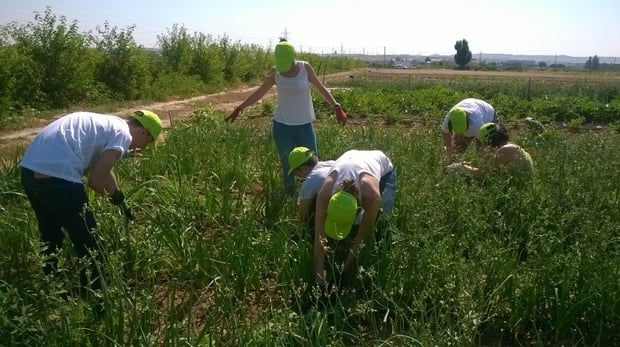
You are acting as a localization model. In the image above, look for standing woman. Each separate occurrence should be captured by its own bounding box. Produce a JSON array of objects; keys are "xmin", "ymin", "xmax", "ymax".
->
[
  {"xmin": 313, "ymin": 150, "xmax": 396, "ymax": 288},
  {"xmin": 225, "ymin": 39, "xmax": 347, "ymax": 196}
]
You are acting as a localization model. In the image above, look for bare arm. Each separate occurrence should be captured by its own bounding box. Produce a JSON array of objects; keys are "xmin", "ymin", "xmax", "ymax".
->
[
  {"xmin": 306, "ymin": 62, "xmax": 340, "ymax": 109},
  {"xmin": 297, "ymin": 198, "xmax": 314, "ymax": 223},
  {"xmin": 313, "ymin": 173, "xmax": 336, "ymax": 285},
  {"xmin": 237, "ymin": 70, "xmax": 276, "ymax": 110},
  {"xmin": 342, "ymin": 175, "xmax": 381, "ymax": 275},
  {"xmin": 87, "ymin": 149, "xmax": 123, "ymax": 196}
]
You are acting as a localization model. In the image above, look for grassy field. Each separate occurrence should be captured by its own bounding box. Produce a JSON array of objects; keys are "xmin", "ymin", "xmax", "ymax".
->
[{"xmin": 1, "ymin": 77, "xmax": 619, "ymax": 345}]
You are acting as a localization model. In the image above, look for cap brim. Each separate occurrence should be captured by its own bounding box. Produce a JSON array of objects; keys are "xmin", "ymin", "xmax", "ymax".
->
[{"xmin": 324, "ymin": 214, "xmax": 354, "ymax": 240}]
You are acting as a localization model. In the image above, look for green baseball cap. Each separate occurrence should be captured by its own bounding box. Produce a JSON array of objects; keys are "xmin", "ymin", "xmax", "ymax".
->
[
  {"xmin": 479, "ymin": 122, "xmax": 498, "ymax": 143},
  {"xmin": 131, "ymin": 110, "xmax": 162, "ymax": 140},
  {"xmin": 288, "ymin": 146, "xmax": 314, "ymax": 174},
  {"xmin": 274, "ymin": 41, "xmax": 295, "ymax": 72},
  {"xmin": 324, "ymin": 190, "xmax": 358, "ymax": 240},
  {"xmin": 449, "ymin": 107, "xmax": 468, "ymax": 134}
]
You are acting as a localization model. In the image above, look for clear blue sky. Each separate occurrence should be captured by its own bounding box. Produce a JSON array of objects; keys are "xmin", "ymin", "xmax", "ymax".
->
[{"xmin": 2, "ymin": 0, "xmax": 619, "ymax": 59}]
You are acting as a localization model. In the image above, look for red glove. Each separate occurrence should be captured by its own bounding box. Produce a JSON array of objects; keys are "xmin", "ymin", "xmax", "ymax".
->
[
  {"xmin": 225, "ymin": 106, "xmax": 242, "ymax": 123},
  {"xmin": 335, "ymin": 105, "xmax": 347, "ymax": 126}
]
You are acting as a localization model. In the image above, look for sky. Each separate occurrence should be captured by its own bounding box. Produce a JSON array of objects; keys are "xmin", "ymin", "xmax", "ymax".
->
[{"xmin": 1, "ymin": 0, "xmax": 619, "ymax": 59}]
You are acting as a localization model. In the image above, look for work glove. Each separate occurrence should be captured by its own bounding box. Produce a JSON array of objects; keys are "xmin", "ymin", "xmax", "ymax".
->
[
  {"xmin": 110, "ymin": 190, "xmax": 135, "ymax": 221},
  {"xmin": 224, "ymin": 106, "xmax": 242, "ymax": 123},
  {"xmin": 335, "ymin": 104, "xmax": 347, "ymax": 126}
]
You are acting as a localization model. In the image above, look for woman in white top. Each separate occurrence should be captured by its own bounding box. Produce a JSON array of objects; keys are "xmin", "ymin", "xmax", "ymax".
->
[
  {"xmin": 312, "ymin": 150, "xmax": 396, "ymax": 288},
  {"xmin": 225, "ymin": 39, "xmax": 346, "ymax": 196}
]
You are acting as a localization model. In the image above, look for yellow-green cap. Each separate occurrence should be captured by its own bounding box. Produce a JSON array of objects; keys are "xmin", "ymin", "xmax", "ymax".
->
[
  {"xmin": 131, "ymin": 110, "xmax": 162, "ymax": 140},
  {"xmin": 324, "ymin": 191, "xmax": 358, "ymax": 240},
  {"xmin": 288, "ymin": 146, "xmax": 314, "ymax": 174},
  {"xmin": 479, "ymin": 122, "xmax": 498, "ymax": 143},
  {"xmin": 274, "ymin": 41, "xmax": 295, "ymax": 72},
  {"xmin": 449, "ymin": 107, "xmax": 468, "ymax": 134}
]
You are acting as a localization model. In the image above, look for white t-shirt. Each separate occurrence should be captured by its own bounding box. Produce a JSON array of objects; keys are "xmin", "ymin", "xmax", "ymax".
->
[
  {"xmin": 274, "ymin": 61, "xmax": 315, "ymax": 125},
  {"xmin": 299, "ymin": 160, "xmax": 335, "ymax": 201},
  {"xmin": 20, "ymin": 112, "xmax": 132, "ymax": 183},
  {"xmin": 329, "ymin": 150, "xmax": 394, "ymax": 194},
  {"xmin": 441, "ymin": 98, "xmax": 497, "ymax": 138}
]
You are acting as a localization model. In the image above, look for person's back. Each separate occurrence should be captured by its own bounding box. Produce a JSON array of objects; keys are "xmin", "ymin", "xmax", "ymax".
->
[
  {"xmin": 330, "ymin": 150, "xmax": 393, "ymax": 191},
  {"xmin": 20, "ymin": 112, "xmax": 131, "ymax": 183},
  {"xmin": 495, "ymin": 143, "xmax": 534, "ymax": 185}
]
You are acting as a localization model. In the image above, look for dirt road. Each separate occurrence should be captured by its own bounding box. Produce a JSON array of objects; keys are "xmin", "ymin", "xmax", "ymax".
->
[{"xmin": 0, "ymin": 71, "xmax": 361, "ymax": 149}]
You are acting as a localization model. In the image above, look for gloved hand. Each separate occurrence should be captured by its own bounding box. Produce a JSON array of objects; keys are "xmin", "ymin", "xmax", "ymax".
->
[
  {"xmin": 224, "ymin": 106, "xmax": 242, "ymax": 123},
  {"xmin": 120, "ymin": 201, "xmax": 135, "ymax": 221},
  {"xmin": 445, "ymin": 162, "xmax": 464, "ymax": 175},
  {"xmin": 109, "ymin": 190, "xmax": 125, "ymax": 205},
  {"xmin": 110, "ymin": 190, "xmax": 134, "ymax": 221},
  {"xmin": 335, "ymin": 104, "xmax": 347, "ymax": 126}
]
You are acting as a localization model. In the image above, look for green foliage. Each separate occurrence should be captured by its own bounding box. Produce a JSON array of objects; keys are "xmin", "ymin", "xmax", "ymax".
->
[
  {"xmin": 0, "ymin": 8, "xmax": 362, "ymax": 129},
  {"xmin": 94, "ymin": 22, "xmax": 152, "ymax": 100},
  {"xmin": 454, "ymin": 38, "xmax": 472, "ymax": 68},
  {"xmin": 2, "ymin": 113, "xmax": 619, "ymax": 345},
  {"xmin": 6, "ymin": 7, "xmax": 97, "ymax": 109},
  {"xmin": 334, "ymin": 77, "xmax": 620, "ymax": 124},
  {"xmin": 584, "ymin": 55, "xmax": 600, "ymax": 70}
]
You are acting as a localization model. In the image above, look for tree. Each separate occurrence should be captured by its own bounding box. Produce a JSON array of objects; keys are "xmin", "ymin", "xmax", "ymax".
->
[
  {"xmin": 585, "ymin": 55, "xmax": 600, "ymax": 70},
  {"xmin": 7, "ymin": 7, "xmax": 97, "ymax": 108},
  {"xmin": 454, "ymin": 39, "xmax": 472, "ymax": 69},
  {"xmin": 538, "ymin": 61, "xmax": 547, "ymax": 68},
  {"xmin": 94, "ymin": 22, "xmax": 152, "ymax": 100}
]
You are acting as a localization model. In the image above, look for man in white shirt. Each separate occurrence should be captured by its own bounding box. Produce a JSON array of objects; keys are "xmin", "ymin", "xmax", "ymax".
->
[
  {"xmin": 19, "ymin": 110, "xmax": 161, "ymax": 309},
  {"xmin": 440, "ymin": 98, "xmax": 499, "ymax": 155}
]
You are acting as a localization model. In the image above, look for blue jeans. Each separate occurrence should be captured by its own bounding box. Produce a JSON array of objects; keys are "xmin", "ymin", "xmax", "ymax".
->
[
  {"xmin": 272, "ymin": 121, "xmax": 317, "ymax": 196},
  {"xmin": 20, "ymin": 168, "xmax": 107, "ymax": 293},
  {"xmin": 379, "ymin": 169, "xmax": 397, "ymax": 216}
]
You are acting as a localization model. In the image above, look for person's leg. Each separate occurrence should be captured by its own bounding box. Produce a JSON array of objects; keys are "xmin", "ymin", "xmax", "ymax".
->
[
  {"xmin": 58, "ymin": 183, "xmax": 106, "ymax": 292},
  {"xmin": 376, "ymin": 170, "xmax": 397, "ymax": 246},
  {"xmin": 379, "ymin": 170, "xmax": 397, "ymax": 216},
  {"xmin": 295, "ymin": 122, "xmax": 318, "ymax": 157},
  {"xmin": 272, "ymin": 121, "xmax": 299, "ymax": 196},
  {"xmin": 21, "ymin": 168, "xmax": 65, "ymax": 276}
]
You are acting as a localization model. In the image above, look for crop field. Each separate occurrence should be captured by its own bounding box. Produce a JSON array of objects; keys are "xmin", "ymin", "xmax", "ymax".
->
[{"xmin": 1, "ymin": 72, "xmax": 619, "ymax": 346}]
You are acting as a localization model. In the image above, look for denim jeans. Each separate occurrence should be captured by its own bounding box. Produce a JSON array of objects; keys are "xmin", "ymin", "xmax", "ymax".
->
[
  {"xmin": 20, "ymin": 168, "xmax": 107, "ymax": 292},
  {"xmin": 379, "ymin": 169, "xmax": 397, "ymax": 216},
  {"xmin": 272, "ymin": 120, "xmax": 317, "ymax": 196}
]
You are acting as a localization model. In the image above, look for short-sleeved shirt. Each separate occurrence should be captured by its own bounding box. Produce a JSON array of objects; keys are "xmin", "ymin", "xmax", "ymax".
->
[
  {"xmin": 329, "ymin": 150, "xmax": 394, "ymax": 194},
  {"xmin": 299, "ymin": 160, "xmax": 335, "ymax": 201},
  {"xmin": 20, "ymin": 112, "xmax": 132, "ymax": 183},
  {"xmin": 441, "ymin": 98, "xmax": 498, "ymax": 138}
]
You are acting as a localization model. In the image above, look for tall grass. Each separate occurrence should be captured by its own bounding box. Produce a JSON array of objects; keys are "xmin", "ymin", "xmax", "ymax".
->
[{"xmin": 0, "ymin": 108, "xmax": 619, "ymax": 345}]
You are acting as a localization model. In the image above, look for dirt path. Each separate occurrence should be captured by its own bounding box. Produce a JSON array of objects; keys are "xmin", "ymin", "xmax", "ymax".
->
[{"xmin": 0, "ymin": 71, "xmax": 359, "ymax": 149}]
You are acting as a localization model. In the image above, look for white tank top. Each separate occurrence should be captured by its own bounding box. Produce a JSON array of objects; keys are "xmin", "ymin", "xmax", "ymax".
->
[{"xmin": 274, "ymin": 61, "xmax": 315, "ymax": 125}]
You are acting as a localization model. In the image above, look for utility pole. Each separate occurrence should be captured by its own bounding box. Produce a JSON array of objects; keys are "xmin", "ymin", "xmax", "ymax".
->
[
  {"xmin": 383, "ymin": 46, "xmax": 386, "ymax": 67},
  {"xmin": 281, "ymin": 28, "xmax": 289, "ymax": 40}
]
